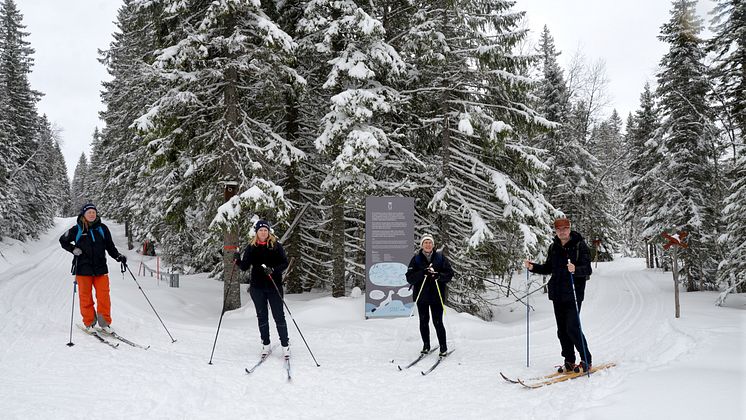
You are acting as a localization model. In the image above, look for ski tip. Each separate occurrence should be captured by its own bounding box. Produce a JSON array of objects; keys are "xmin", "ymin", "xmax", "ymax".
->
[{"xmin": 517, "ymin": 378, "xmax": 540, "ymax": 389}]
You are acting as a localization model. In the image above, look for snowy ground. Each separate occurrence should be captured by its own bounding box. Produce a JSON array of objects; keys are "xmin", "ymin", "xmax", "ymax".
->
[{"xmin": 0, "ymin": 217, "xmax": 744, "ymax": 420}]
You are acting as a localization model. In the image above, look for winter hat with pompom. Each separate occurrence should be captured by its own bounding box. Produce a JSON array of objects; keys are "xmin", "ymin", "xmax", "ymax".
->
[{"xmin": 254, "ymin": 219, "xmax": 271, "ymax": 232}]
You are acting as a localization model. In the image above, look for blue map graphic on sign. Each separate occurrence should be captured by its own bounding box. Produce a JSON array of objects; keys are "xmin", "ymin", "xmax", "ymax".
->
[
  {"xmin": 368, "ymin": 262, "xmax": 408, "ymax": 287},
  {"xmin": 365, "ymin": 299, "xmax": 413, "ymax": 317}
]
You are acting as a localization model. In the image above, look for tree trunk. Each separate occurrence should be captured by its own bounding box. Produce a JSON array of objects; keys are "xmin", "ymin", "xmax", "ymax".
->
[
  {"xmin": 221, "ymin": 64, "xmax": 241, "ymax": 311},
  {"xmin": 284, "ymin": 93, "xmax": 303, "ymax": 294},
  {"xmin": 438, "ymin": 82, "xmax": 452, "ymax": 255},
  {"xmin": 672, "ymin": 249, "xmax": 680, "ymax": 318},
  {"xmin": 125, "ymin": 217, "xmax": 133, "ymax": 250},
  {"xmin": 331, "ymin": 191, "xmax": 346, "ymax": 297}
]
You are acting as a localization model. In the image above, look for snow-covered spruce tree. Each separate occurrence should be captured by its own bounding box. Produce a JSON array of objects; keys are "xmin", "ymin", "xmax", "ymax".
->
[
  {"xmin": 709, "ymin": 1, "xmax": 746, "ymax": 293},
  {"xmin": 69, "ymin": 153, "xmax": 90, "ymax": 213},
  {"xmin": 535, "ymin": 25, "xmax": 569, "ymax": 144},
  {"xmin": 385, "ymin": 0, "xmax": 554, "ymax": 317},
  {"xmin": 587, "ymin": 110, "xmax": 626, "ymax": 257},
  {"xmin": 85, "ymin": 128, "xmax": 104, "ymax": 206},
  {"xmin": 133, "ymin": 0, "xmax": 303, "ymax": 285},
  {"xmin": 708, "ymin": 0, "xmax": 744, "ymax": 153},
  {"xmin": 298, "ymin": 0, "xmax": 406, "ymax": 297},
  {"xmin": 255, "ymin": 0, "xmax": 310, "ymax": 294},
  {"xmin": 95, "ymin": 0, "xmax": 174, "ymax": 255},
  {"xmin": 37, "ymin": 115, "xmax": 70, "ymax": 217},
  {"xmin": 718, "ymin": 150, "xmax": 746, "ymax": 293},
  {"xmin": 531, "ymin": 26, "xmax": 615, "ymax": 261},
  {"xmin": 549, "ymin": 55, "xmax": 616, "ymax": 258},
  {"xmin": 0, "ymin": 0, "xmax": 45, "ymax": 239},
  {"xmin": 645, "ymin": 0, "xmax": 722, "ymax": 291},
  {"xmin": 623, "ymin": 83, "xmax": 662, "ymax": 263}
]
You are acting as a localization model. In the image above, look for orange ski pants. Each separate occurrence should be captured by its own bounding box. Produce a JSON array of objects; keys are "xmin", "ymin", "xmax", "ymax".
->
[{"xmin": 76, "ymin": 274, "xmax": 112, "ymax": 327}]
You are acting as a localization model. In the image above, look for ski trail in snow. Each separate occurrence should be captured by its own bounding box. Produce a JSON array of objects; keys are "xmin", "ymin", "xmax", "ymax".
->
[{"xmin": 0, "ymin": 218, "xmax": 739, "ymax": 420}]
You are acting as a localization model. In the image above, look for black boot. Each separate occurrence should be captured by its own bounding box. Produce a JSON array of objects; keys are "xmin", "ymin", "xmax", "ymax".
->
[
  {"xmin": 421, "ymin": 344, "xmax": 430, "ymax": 355},
  {"xmin": 438, "ymin": 344, "xmax": 448, "ymax": 357},
  {"xmin": 558, "ymin": 360, "xmax": 575, "ymax": 373},
  {"xmin": 574, "ymin": 361, "xmax": 591, "ymax": 373}
]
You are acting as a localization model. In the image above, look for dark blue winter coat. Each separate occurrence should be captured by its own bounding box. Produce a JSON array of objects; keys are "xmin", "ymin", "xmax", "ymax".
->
[
  {"xmin": 530, "ymin": 231, "xmax": 592, "ymax": 303},
  {"xmin": 406, "ymin": 250, "xmax": 454, "ymax": 304},
  {"xmin": 237, "ymin": 240, "xmax": 289, "ymax": 289},
  {"xmin": 59, "ymin": 216, "xmax": 123, "ymax": 276}
]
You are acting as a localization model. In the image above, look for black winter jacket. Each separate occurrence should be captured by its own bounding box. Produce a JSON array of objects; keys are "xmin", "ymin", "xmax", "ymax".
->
[
  {"xmin": 59, "ymin": 217, "xmax": 123, "ymax": 276},
  {"xmin": 406, "ymin": 250, "xmax": 454, "ymax": 304},
  {"xmin": 237, "ymin": 241, "xmax": 289, "ymax": 289},
  {"xmin": 530, "ymin": 231, "xmax": 592, "ymax": 303}
]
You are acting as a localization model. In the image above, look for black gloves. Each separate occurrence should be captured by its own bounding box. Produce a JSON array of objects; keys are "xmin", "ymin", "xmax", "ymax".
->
[
  {"xmin": 116, "ymin": 255, "xmax": 127, "ymax": 264},
  {"xmin": 262, "ymin": 264, "xmax": 273, "ymax": 277},
  {"xmin": 425, "ymin": 265, "xmax": 438, "ymax": 279},
  {"xmin": 233, "ymin": 252, "xmax": 241, "ymax": 263}
]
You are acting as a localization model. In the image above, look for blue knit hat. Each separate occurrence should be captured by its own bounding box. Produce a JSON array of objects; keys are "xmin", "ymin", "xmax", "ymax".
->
[
  {"xmin": 254, "ymin": 219, "xmax": 271, "ymax": 231},
  {"xmin": 80, "ymin": 203, "xmax": 97, "ymax": 215}
]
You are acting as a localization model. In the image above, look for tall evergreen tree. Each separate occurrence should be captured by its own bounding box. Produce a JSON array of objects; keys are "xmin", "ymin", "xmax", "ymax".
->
[
  {"xmin": 37, "ymin": 115, "xmax": 70, "ymax": 217},
  {"xmin": 718, "ymin": 150, "xmax": 746, "ymax": 293},
  {"xmin": 95, "ymin": 0, "xmax": 172, "ymax": 254},
  {"xmin": 70, "ymin": 153, "xmax": 89, "ymax": 213},
  {"xmin": 645, "ymin": 0, "xmax": 722, "ymax": 291},
  {"xmin": 298, "ymin": 0, "xmax": 406, "ymax": 297},
  {"xmin": 708, "ymin": 0, "xmax": 745, "ymax": 150},
  {"xmin": 130, "ymin": 0, "xmax": 303, "ymax": 310},
  {"xmin": 587, "ymin": 110, "xmax": 625, "ymax": 257},
  {"xmin": 0, "ymin": 0, "xmax": 43, "ymax": 239},
  {"xmin": 386, "ymin": 0, "xmax": 554, "ymax": 317},
  {"xmin": 536, "ymin": 25, "xmax": 569, "ymax": 136},
  {"xmin": 709, "ymin": 0, "xmax": 746, "ymax": 293},
  {"xmin": 533, "ymin": 26, "xmax": 614, "ymax": 261},
  {"xmin": 623, "ymin": 83, "xmax": 662, "ymax": 263}
]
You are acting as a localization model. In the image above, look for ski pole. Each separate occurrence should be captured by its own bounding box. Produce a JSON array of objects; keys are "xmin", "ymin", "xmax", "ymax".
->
[
  {"xmin": 208, "ymin": 261, "xmax": 237, "ymax": 364},
  {"xmin": 526, "ymin": 263, "xmax": 530, "ymax": 367},
  {"xmin": 122, "ymin": 262, "xmax": 177, "ymax": 343},
  {"xmin": 66, "ymin": 258, "xmax": 78, "ymax": 347},
  {"xmin": 434, "ymin": 274, "xmax": 454, "ymax": 353},
  {"xmin": 263, "ymin": 264, "xmax": 320, "ymax": 367},
  {"xmin": 569, "ymin": 259, "xmax": 590, "ymax": 377},
  {"xmin": 389, "ymin": 270, "xmax": 428, "ymax": 363}
]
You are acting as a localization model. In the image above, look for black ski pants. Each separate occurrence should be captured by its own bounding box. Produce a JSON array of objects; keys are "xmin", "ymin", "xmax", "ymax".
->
[
  {"xmin": 250, "ymin": 286, "xmax": 289, "ymax": 347},
  {"xmin": 553, "ymin": 300, "xmax": 592, "ymax": 365},
  {"xmin": 417, "ymin": 301, "xmax": 447, "ymax": 352}
]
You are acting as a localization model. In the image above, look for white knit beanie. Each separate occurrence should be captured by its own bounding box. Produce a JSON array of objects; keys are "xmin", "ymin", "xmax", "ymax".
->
[{"xmin": 420, "ymin": 234, "xmax": 435, "ymax": 247}]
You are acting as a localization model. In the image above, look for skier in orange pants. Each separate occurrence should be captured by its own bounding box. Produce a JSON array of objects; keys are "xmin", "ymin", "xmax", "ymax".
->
[{"xmin": 60, "ymin": 203, "xmax": 126, "ymax": 334}]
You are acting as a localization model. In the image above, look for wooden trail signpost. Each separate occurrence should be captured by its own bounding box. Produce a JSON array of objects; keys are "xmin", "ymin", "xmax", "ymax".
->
[{"xmin": 661, "ymin": 231, "xmax": 688, "ymax": 318}]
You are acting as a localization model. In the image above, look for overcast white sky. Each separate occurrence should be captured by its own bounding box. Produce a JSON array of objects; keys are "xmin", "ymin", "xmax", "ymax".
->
[{"xmin": 19, "ymin": 0, "xmax": 716, "ymax": 179}]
